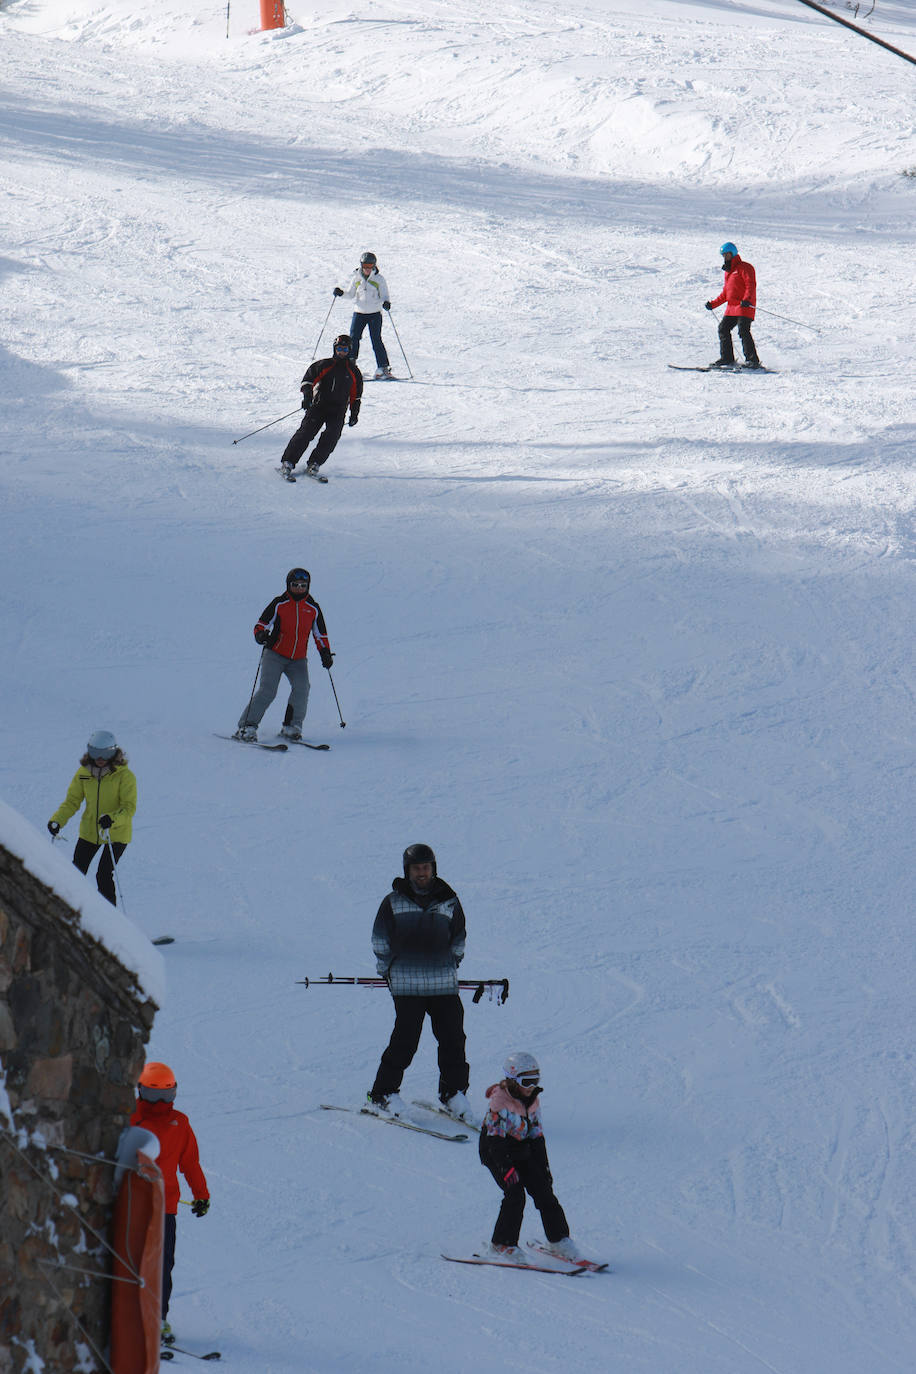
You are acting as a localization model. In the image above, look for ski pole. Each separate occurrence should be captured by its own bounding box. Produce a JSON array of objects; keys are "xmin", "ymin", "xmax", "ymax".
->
[
  {"xmin": 386, "ymin": 310, "xmax": 413, "ymax": 379},
  {"xmin": 240, "ymin": 648, "xmax": 265, "ymax": 730},
  {"xmin": 232, "ymin": 408, "xmax": 302, "ymax": 445},
  {"xmin": 753, "ymin": 305, "xmax": 821, "ymax": 334},
  {"xmin": 296, "ymin": 974, "xmax": 510, "ymax": 1003},
  {"xmin": 225, "ymin": 0, "xmax": 230, "ymax": 38},
  {"xmin": 101, "ymin": 830, "xmax": 127, "ymax": 912},
  {"xmin": 327, "ymin": 668, "xmax": 346, "ymax": 728},
  {"xmin": 311, "ymin": 297, "xmax": 337, "ymax": 363}
]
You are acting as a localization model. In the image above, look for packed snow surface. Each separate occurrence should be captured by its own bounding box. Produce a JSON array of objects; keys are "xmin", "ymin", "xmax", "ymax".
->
[{"xmin": 1, "ymin": 0, "xmax": 915, "ymax": 1369}]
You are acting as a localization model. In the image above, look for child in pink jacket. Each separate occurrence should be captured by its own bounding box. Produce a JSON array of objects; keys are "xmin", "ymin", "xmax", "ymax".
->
[{"xmin": 478, "ymin": 1050, "xmax": 580, "ymax": 1261}]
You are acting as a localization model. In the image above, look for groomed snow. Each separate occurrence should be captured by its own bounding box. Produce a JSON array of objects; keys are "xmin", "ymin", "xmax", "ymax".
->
[{"xmin": 1, "ymin": 0, "xmax": 915, "ymax": 1369}]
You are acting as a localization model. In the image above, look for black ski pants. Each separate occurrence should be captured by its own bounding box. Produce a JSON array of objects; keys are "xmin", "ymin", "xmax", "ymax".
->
[
  {"xmin": 487, "ymin": 1157, "xmax": 569, "ymax": 1249},
  {"xmin": 72, "ymin": 838, "xmax": 127, "ymax": 906},
  {"xmin": 162, "ymin": 1212, "xmax": 177, "ymax": 1318},
  {"xmin": 718, "ymin": 314, "xmax": 759, "ymax": 365},
  {"xmin": 371, "ymin": 994, "xmax": 468, "ymax": 1100},
  {"xmin": 280, "ymin": 405, "xmax": 346, "ymax": 470}
]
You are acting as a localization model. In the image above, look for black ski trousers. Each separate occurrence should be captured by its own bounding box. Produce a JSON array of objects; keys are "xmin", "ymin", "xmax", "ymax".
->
[
  {"xmin": 718, "ymin": 315, "xmax": 759, "ymax": 365},
  {"xmin": 162, "ymin": 1212, "xmax": 177, "ymax": 1318},
  {"xmin": 280, "ymin": 405, "xmax": 346, "ymax": 470},
  {"xmin": 72, "ymin": 838, "xmax": 127, "ymax": 906},
  {"xmin": 486, "ymin": 1157, "xmax": 569, "ymax": 1248},
  {"xmin": 371, "ymin": 994, "xmax": 468, "ymax": 1100}
]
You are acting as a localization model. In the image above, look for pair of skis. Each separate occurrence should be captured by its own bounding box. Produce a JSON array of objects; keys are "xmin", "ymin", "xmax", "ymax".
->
[
  {"xmin": 442, "ymin": 1242, "xmax": 608, "ymax": 1275},
  {"xmin": 161, "ymin": 1342, "xmax": 220, "ymax": 1361},
  {"xmin": 213, "ymin": 733, "xmax": 330, "ymax": 752},
  {"xmin": 320, "ymin": 1102, "xmax": 469, "ymax": 1142},
  {"xmin": 668, "ymin": 362, "xmax": 777, "ymax": 373}
]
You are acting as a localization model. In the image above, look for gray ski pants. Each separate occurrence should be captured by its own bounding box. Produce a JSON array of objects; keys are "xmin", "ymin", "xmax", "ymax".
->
[{"xmin": 239, "ymin": 649, "xmax": 310, "ymax": 731}]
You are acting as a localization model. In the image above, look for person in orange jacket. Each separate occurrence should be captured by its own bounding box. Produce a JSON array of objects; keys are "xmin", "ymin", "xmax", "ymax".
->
[
  {"xmin": 705, "ymin": 242, "xmax": 761, "ymax": 369},
  {"xmin": 130, "ymin": 1062, "xmax": 209, "ymax": 1346}
]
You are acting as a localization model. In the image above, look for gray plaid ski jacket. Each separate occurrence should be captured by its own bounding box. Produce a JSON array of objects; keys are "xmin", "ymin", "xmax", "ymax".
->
[{"xmin": 372, "ymin": 877, "xmax": 466, "ymax": 996}]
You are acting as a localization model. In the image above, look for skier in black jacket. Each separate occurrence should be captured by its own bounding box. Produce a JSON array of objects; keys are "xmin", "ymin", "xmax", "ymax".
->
[
  {"xmin": 279, "ymin": 334, "xmax": 363, "ymax": 481},
  {"xmin": 367, "ymin": 843, "xmax": 473, "ymax": 1122}
]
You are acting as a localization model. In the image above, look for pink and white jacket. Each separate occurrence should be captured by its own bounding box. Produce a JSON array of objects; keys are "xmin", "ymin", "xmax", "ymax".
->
[{"xmin": 481, "ymin": 1081, "xmax": 544, "ymax": 1143}]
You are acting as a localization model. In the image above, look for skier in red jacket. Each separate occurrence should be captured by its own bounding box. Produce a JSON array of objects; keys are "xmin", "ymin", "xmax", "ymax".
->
[
  {"xmin": 130, "ymin": 1062, "xmax": 209, "ymax": 1347},
  {"xmin": 705, "ymin": 242, "xmax": 761, "ymax": 369},
  {"xmin": 234, "ymin": 567, "xmax": 333, "ymax": 743}
]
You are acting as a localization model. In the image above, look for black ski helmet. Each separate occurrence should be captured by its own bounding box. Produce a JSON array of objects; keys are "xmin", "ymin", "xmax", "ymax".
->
[
  {"xmin": 403, "ymin": 843, "xmax": 437, "ymax": 877},
  {"xmin": 286, "ymin": 568, "xmax": 310, "ymax": 592},
  {"xmin": 333, "ymin": 334, "xmax": 352, "ymax": 354},
  {"xmin": 360, "ymin": 251, "xmax": 377, "ymax": 267}
]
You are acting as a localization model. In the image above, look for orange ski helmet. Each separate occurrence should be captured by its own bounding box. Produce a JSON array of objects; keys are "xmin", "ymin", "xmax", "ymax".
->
[{"xmin": 138, "ymin": 1061, "xmax": 177, "ymax": 1102}]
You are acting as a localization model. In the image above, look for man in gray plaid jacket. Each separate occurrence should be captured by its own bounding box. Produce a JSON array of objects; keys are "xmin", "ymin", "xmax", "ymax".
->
[{"xmin": 367, "ymin": 844, "xmax": 473, "ymax": 1122}]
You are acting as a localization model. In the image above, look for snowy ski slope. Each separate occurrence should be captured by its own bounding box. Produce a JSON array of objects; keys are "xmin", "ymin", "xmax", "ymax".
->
[{"xmin": 1, "ymin": 0, "xmax": 916, "ymax": 1369}]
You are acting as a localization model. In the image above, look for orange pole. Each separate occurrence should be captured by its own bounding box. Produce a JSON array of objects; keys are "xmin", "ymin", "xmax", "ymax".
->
[{"xmin": 259, "ymin": 0, "xmax": 285, "ymax": 29}]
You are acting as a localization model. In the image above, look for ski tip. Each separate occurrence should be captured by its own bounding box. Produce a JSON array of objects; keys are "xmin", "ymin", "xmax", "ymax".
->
[{"xmin": 151, "ymin": 936, "xmax": 175, "ymax": 946}]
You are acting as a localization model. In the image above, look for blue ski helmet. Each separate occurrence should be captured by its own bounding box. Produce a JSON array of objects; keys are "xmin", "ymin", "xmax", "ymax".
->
[{"xmin": 719, "ymin": 242, "xmax": 738, "ymax": 257}]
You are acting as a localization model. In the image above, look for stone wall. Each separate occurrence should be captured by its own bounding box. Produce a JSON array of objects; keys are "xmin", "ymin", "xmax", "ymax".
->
[{"xmin": 0, "ymin": 842, "xmax": 158, "ymax": 1374}]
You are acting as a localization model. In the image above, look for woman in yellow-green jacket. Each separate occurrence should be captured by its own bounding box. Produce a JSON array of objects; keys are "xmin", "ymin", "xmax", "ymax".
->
[{"xmin": 48, "ymin": 730, "xmax": 137, "ymax": 906}]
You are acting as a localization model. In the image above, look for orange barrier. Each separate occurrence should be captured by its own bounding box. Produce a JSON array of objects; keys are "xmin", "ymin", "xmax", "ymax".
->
[
  {"xmin": 110, "ymin": 1150, "xmax": 164, "ymax": 1374},
  {"xmin": 260, "ymin": 0, "xmax": 286, "ymax": 30}
]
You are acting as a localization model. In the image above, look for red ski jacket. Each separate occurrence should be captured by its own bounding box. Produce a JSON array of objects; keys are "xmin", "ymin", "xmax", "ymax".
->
[
  {"xmin": 253, "ymin": 592, "xmax": 330, "ymax": 661},
  {"xmin": 130, "ymin": 1099, "xmax": 209, "ymax": 1214},
  {"xmin": 709, "ymin": 255, "xmax": 756, "ymax": 318}
]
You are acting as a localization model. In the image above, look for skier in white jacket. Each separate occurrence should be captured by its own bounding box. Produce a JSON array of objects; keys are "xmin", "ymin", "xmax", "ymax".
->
[{"xmin": 333, "ymin": 251, "xmax": 393, "ymax": 378}]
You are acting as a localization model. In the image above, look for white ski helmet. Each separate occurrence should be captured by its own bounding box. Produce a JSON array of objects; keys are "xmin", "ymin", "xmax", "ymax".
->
[
  {"xmin": 503, "ymin": 1051, "xmax": 540, "ymax": 1085},
  {"xmin": 87, "ymin": 729, "xmax": 118, "ymax": 761}
]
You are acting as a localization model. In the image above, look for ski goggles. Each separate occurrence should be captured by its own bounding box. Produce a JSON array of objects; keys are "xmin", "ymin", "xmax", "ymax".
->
[{"xmin": 517, "ymin": 1074, "xmax": 540, "ymax": 1089}]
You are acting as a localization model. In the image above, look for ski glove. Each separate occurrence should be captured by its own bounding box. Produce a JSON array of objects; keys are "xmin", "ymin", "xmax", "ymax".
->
[
  {"xmin": 319, "ymin": 647, "xmax": 334, "ymax": 670},
  {"xmin": 191, "ymin": 1199, "xmax": 210, "ymax": 1218},
  {"xmin": 502, "ymin": 1167, "xmax": 520, "ymax": 1190},
  {"xmin": 254, "ymin": 627, "xmax": 270, "ymax": 645},
  {"xmin": 740, "ymin": 299, "xmax": 752, "ymax": 308},
  {"xmin": 333, "ymin": 287, "xmax": 344, "ymax": 297},
  {"xmin": 705, "ymin": 301, "xmax": 715, "ymax": 311},
  {"xmin": 348, "ymin": 412, "xmax": 358, "ymax": 427},
  {"xmin": 47, "ymin": 821, "xmax": 60, "ymax": 836},
  {"xmin": 98, "ymin": 814, "xmax": 113, "ymax": 831},
  {"xmin": 301, "ymin": 385, "xmax": 313, "ymax": 409},
  {"xmin": 382, "ymin": 300, "xmax": 391, "ymax": 311}
]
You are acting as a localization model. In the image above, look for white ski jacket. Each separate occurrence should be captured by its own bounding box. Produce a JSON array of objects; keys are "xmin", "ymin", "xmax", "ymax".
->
[{"xmin": 341, "ymin": 269, "xmax": 390, "ymax": 315}]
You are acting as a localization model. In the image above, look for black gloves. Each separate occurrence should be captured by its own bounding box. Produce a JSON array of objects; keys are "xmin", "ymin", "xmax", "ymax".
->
[
  {"xmin": 254, "ymin": 628, "xmax": 269, "ymax": 646},
  {"xmin": 319, "ymin": 647, "xmax": 334, "ymax": 670},
  {"xmin": 502, "ymin": 1166, "xmax": 520, "ymax": 1190},
  {"xmin": 705, "ymin": 301, "xmax": 715, "ymax": 311},
  {"xmin": 382, "ymin": 300, "xmax": 391, "ymax": 311},
  {"xmin": 48, "ymin": 821, "xmax": 60, "ymax": 836},
  {"xmin": 333, "ymin": 287, "xmax": 344, "ymax": 297},
  {"xmin": 98, "ymin": 814, "xmax": 112, "ymax": 830},
  {"xmin": 301, "ymin": 385, "xmax": 313, "ymax": 409},
  {"xmin": 191, "ymin": 1199, "xmax": 210, "ymax": 1217},
  {"xmin": 348, "ymin": 412, "xmax": 358, "ymax": 427},
  {"xmin": 740, "ymin": 299, "xmax": 752, "ymax": 308}
]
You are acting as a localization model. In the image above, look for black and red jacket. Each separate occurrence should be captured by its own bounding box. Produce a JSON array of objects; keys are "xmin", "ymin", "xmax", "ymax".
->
[
  {"xmin": 301, "ymin": 355, "xmax": 363, "ymax": 415},
  {"xmin": 254, "ymin": 592, "xmax": 330, "ymax": 661}
]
